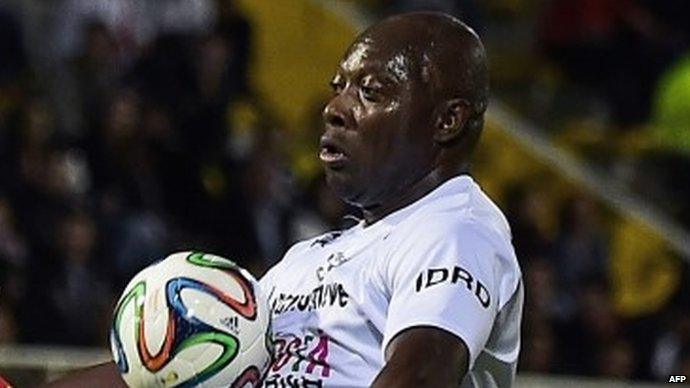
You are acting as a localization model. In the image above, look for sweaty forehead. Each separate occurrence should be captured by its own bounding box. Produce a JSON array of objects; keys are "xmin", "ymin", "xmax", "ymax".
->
[
  {"xmin": 339, "ymin": 31, "xmax": 422, "ymax": 83},
  {"xmin": 341, "ymin": 13, "xmax": 488, "ymax": 105}
]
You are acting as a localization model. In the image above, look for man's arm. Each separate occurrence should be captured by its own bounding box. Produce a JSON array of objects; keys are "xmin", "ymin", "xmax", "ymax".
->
[
  {"xmin": 371, "ymin": 326, "xmax": 469, "ymax": 388},
  {"xmin": 40, "ymin": 361, "xmax": 126, "ymax": 388}
]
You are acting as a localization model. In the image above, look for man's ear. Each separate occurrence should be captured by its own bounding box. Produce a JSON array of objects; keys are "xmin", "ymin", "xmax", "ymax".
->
[{"xmin": 433, "ymin": 98, "xmax": 470, "ymax": 144}]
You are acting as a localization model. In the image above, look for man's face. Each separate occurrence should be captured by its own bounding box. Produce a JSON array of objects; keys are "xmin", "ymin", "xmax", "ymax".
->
[{"xmin": 320, "ymin": 34, "xmax": 436, "ymax": 208}]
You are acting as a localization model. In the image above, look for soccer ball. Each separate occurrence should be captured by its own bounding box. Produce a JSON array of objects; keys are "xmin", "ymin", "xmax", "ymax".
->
[{"xmin": 110, "ymin": 251, "xmax": 272, "ymax": 387}]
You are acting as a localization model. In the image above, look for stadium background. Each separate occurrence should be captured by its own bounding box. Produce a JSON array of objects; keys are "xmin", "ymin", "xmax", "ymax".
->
[{"xmin": 1, "ymin": 0, "xmax": 689, "ymax": 386}]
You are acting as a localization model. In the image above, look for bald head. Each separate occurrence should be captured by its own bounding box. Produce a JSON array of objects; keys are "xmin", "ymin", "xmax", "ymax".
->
[
  {"xmin": 321, "ymin": 12, "xmax": 489, "ymax": 216},
  {"xmin": 355, "ymin": 12, "xmax": 489, "ymax": 140}
]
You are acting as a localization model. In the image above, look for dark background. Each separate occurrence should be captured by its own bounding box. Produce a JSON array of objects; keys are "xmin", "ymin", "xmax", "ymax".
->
[{"xmin": 1, "ymin": 0, "xmax": 690, "ymax": 383}]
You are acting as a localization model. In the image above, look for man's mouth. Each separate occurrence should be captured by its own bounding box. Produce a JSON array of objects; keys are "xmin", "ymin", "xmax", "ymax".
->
[{"xmin": 319, "ymin": 138, "xmax": 349, "ymax": 167}]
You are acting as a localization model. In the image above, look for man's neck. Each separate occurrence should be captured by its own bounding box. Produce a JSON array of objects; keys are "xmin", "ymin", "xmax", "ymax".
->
[{"xmin": 361, "ymin": 168, "xmax": 466, "ymax": 226}]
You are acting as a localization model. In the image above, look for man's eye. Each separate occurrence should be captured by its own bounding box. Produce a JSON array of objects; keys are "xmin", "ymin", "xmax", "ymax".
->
[{"xmin": 361, "ymin": 86, "xmax": 380, "ymax": 102}]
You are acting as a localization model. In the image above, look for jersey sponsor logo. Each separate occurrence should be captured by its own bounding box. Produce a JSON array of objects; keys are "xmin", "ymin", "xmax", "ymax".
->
[
  {"xmin": 315, "ymin": 252, "xmax": 351, "ymax": 281},
  {"xmin": 415, "ymin": 266, "xmax": 491, "ymax": 308},
  {"xmin": 264, "ymin": 374, "xmax": 323, "ymax": 387},
  {"xmin": 270, "ymin": 283, "xmax": 350, "ymax": 315},
  {"xmin": 311, "ymin": 232, "xmax": 343, "ymax": 248},
  {"xmin": 265, "ymin": 331, "xmax": 331, "ymax": 387}
]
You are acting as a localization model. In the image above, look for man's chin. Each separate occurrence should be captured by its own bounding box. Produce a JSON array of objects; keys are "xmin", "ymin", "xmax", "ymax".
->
[{"xmin": 324, "ymin": 172, "xmax": 363, "ymax": 206}]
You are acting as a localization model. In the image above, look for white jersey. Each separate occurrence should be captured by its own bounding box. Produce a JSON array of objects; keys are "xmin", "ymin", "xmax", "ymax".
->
[{"xmin": 259, "ymin": 175, "xmax": 523, "ymax": 388}]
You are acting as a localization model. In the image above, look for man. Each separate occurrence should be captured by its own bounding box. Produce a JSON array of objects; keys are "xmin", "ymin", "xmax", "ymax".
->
[
  {"xmin": 44, "ymin": 11, "xmax": 522, "ymax": 388},
  {"xmin": 261, "ymin": 12, "xmax": 521, "ymax": 388}
]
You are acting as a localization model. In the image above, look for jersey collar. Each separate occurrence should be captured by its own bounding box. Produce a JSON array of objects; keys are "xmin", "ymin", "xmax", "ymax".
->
[{"xmin": 358, "ymin": 174, "xmax": 475, "ymax": 232}]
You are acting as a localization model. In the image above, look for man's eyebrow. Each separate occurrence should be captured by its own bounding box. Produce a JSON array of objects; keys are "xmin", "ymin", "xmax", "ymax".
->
[{"xmin": 336, "ymin": 63, "xmax": 402, "ymax": 85}]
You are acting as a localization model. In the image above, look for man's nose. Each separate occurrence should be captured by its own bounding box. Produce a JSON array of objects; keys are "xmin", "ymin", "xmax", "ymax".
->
[{"xmin": 323, "ymin": 96, "xmax": 350, "ymax": 130}]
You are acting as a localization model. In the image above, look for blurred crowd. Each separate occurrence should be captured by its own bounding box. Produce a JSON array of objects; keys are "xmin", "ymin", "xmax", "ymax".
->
[
  {"xmin": 505, "ymin": 0, "xmax": 690, "ymax": 226},
  {"xmin": 468, "ymin": 0, "xmax": 690, "ymax": 381},
  {"xmin": 0, "ymin": 0, "xmax": 349, "ymax": 347},
  {"xmin": 507, "ymin": 184, "xmax": 690, "ymax": 381},
  {"xmin": 1, "ymin": 0, "xmax": 690, "ymax": 384}
]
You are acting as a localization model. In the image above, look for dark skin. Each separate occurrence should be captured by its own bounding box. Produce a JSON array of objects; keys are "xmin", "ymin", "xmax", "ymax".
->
[
  {"xmin": 322, "ymin": 12, "xmax": 488, "ymax": 388},
  {"xmin": 321, "ymin": 13, "xmax": 488, "ymax": 226},
  {"xmin": 41, "ymin": 12, "xmax": 488, "ymax": 388}
]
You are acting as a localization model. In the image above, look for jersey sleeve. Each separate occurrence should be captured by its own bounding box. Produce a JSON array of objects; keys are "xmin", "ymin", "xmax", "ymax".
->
[{"xmin": 382, "ymin": 220, "xmax": 501, "ymax": 368}]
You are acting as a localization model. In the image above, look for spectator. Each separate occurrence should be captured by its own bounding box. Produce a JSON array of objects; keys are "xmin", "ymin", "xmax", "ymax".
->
[
  {"xmin": 0, "ymin": 195, "xmax": 28, "ymax": 308},
  {"xmin": 504, "ymin": 184, "xmax": 553, "ymax": 263},
  {"xmin": 69, "ymin": 21, "xmax": 121, "ymax": 137},
  {"xmin": 46, "ymin": 210, "xmax": 111, "ymax": 345},
  {"xmin": 0, "ymin": 302, "xmax": 18, "ymax": 344},
  {"xmin": 538, "ymin": 0, "xmax": 679, "ymax": 125},
  {"xmin": 552, "ymin": 195, "xmax": 609, "ymax": 320},
  {"xmin": 0, "ymin": 6, "xmax": 27, "ymax": 86},
  {"xmin": 598, "ymin": 338, "xmax": 637, "ymax": 380}
]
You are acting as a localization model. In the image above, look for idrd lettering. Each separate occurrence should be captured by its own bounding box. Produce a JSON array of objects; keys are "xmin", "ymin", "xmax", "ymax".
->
[{"xmin": 415, "ymin": 266, "xmax": 491, "ymax": 308}]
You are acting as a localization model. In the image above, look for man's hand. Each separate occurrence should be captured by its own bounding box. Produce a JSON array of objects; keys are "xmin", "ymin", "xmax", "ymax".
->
[
  {"xmin": 40, "ymin": 361, "xmax": 126, "ymax": 388},
  {"xmin": 371, "ymin": 326, "xmax": 469, "ymax": 388}
]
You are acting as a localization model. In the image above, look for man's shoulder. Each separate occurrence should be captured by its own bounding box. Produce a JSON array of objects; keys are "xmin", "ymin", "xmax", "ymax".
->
[
  {"xmin": 387, "ymin": 197, "xmax": 522, "ymax": 309},
  {"xmin": 281, "ymin": 229, "xmax": 349, "ymax": 261},
  {"xmin": 394, "ymin": 202, "xmax": 510, "ymax": 248},
  {"xmin": 392, "ymin": 176, "xmax": 511, "ymax": 244},
  {"xmin": 387, "ymin": 196, "xmax": 520, "ymax": 276}
]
